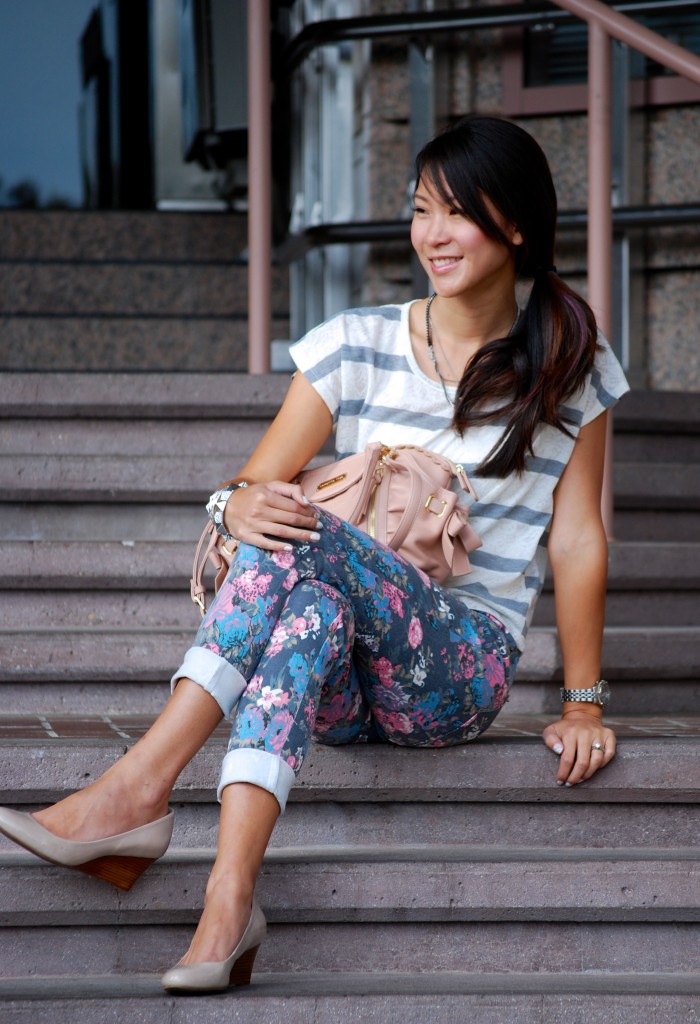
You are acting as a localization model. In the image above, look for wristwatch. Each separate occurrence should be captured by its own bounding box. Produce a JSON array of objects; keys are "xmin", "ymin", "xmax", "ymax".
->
[
  {"xmin": 206, "ymin": 482, "xmax": 248, "ymax": 539},
  {"xmin": 560, "ymin": 679, "xmax": 611, "ymax": 707}
]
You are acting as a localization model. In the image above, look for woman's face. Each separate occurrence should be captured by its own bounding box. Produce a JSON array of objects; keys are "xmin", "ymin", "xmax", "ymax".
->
[{"xmin": 410, "ymin": 175, "xmax": 522, "ymax": 301}]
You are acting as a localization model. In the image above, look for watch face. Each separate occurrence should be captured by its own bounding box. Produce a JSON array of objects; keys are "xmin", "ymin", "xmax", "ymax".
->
[{"xmin": 596, "ymin": 680, "xmax": 611, "ymax": 706}]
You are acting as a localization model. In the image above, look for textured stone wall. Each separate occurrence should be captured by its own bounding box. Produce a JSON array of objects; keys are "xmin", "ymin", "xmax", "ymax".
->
[{"xmin": 358, "ymin": 1, "xmax": 700, "ymax": 391}]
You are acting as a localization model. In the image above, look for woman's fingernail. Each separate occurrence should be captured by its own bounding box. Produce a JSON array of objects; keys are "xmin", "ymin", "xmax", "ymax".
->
[
  {"xmin": 315, "ymin": 519, "xmax": 324, "ymax": 529},
  {"xmin": 284, "ymin": 544, "xmax": 294, "ymax": 551},
  {"xmin": 564, "ymin": 782, "xmax": 573, "ymax": 788},
  {"xmin": 300, "ymin": 496, "xmax": 310, "ymax": 504},
  {"xmin": 553, "ymin": 743, "xmax": 564, "ymax": 755},
  {"xmin": 310, "ymin": 532, "xmax": 321, "ymax": 541},
  {"xmin": 556, "ymin": 780, "xmax": 564, "ymax": 786}
]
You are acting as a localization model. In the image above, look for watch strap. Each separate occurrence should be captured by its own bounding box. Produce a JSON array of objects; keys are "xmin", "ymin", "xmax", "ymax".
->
[{"xmin": 206, "ymin": 482, "xmax": 248, "ymax": 539}]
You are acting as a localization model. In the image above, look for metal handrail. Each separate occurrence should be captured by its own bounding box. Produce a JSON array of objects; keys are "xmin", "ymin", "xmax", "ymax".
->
[
  {"xmin": 276, "ymin": 203, "xmax": 700, "ymax": 263},
  {"xmin": 280, "ymin": 0, "xmax": 700, "ymax": 76}
]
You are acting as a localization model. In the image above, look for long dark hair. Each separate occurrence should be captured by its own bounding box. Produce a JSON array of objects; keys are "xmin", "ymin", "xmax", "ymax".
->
[{"xmin": 415, "ymin": 116, "xmax": 598, "ymax": 477}]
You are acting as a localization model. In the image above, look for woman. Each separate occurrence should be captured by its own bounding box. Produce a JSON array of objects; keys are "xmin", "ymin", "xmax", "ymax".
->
[{"xmin": 0, "ymin": 116, "xmax": 628, "ymax": 992}]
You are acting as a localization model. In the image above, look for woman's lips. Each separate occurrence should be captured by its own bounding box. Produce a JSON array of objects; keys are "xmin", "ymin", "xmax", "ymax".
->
[{"xmin": 430, "ymin": 256, "xmax": 463, "ymax": 273}]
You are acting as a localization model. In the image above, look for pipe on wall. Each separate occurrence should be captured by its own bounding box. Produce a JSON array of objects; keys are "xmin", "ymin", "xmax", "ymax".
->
[{"xmin": 247, "ymin": 0, "xmax": 272, "ymax": 373}]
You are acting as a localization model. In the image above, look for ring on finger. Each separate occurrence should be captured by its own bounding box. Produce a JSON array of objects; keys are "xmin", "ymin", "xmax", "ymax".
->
[{"xmin": 591, "ymin": 741, "xmax": 605, "ymax": 752}]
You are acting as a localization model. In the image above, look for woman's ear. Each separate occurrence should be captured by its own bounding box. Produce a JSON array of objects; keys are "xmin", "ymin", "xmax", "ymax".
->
[{"xmin": 511, "ymin": 226, "xmax": 524, "ymax": 247}]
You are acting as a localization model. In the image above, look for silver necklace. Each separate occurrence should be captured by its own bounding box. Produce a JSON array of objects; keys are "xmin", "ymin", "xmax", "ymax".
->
[{"xmin": 425, "ymin": 293, "xmax": 521, "ymax": 404}]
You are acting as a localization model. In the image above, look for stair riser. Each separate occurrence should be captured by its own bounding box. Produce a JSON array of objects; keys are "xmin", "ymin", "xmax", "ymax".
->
[
  {"xmin": 0, "ymin": 264, "xmax": 288, "ymax": 318},
  {"xmin": 0, "ymin": 320, "xmax": 286, "ymax": 373},
  {"xmin": 0, "ymin": 211, "xmax": 249, "ymax": 261},
  {"xmin": 615, "ymin": 434, "xmax": 700, "ymax": 463},
  {"xmin": 3, "ymin": 629, "xmax": 698, "ymax": 683},
  {"xmin": 4, "ymin": 503, "xmax": 696, "ymax": 545},
  {"xmin": 4, "ymin": 679, "xmax": 698, "ymax": 716},
  {"xmin": 0, "ymin": 420, "xmax": 273, "ymax": 457},
  {"xmin": 4, "ymin": 590, "xmax": 699, "ymax": 631},
  {"xmin": 2, "ymin": 800, "xmax": 698, "ymax": 853},
  {"xmin": 4, "ymin": 460, "xmax": 699, "ymax": 507},
  {"xmin": 1, "ymin": 921, "xmax": 698, "ymax": 978},
  {"xmin": 1, "ymin": 991, "xmax": 698, "ymax": 1024},
  {"xmin": 0, "ymin": 857, "xmax": 697, "ymax": 924}
]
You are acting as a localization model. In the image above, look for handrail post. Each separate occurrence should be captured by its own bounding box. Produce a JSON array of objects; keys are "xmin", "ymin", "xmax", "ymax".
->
[
  {"xmin": 588, "ymin": 20, "xmax": 615, "ymax": 538},
  {"xmin": 247, "ymin": 0, "xmax": 272, "ymax": 373}
]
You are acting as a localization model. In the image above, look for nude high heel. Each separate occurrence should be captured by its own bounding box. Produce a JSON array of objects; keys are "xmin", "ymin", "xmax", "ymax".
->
[
  {"xmin": 161, "ymin": 898, "xmax": 267, "ymax": 993},
  {"xmin": 0, "ymin": 805, "xmax": 174, "ymax": 891}
]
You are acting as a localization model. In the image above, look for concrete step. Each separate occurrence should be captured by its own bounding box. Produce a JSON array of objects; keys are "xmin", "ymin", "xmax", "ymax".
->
[
  {"xmin": 1, "ymin": 724, "xmax": 698, "ymax": 805},
  {"xmin": 0, "ymin": 262, "xmax": 288, "ymax": 318},
  {"xmin": 0, "ymin": 419, "xmax": 274, "ymax": 457},
  {"xmin": 0, "ymin": 372, "xmax": 290, "ymax": 418},
  {"xmin": 0, "ymin": 318, "xmax": 278, "ymax": 373},
  {"xmin": 3, "ymin": 540, "xmax": 698, "ymax": 593},
  {"xmin": 1, "ymin": 972, "xmax": 698, "ymax": 1024},
  {"xmin": 0, "ymin": 210, "xmax": 249, "ymax": 262},
  {"xmin": 0, "ymin": 921, "xmax": 699, "ymax": 981},
  {"xmin": 1, "ymin": 845, "xmax": 697, "ymax": 924},
  {"xmin": 1, "ymin": 625, "xmax": 697, "ymax": 682},
  {"xmin": 615, "ymin": 508, "xmax": 700, "ymax": 542},
  {"xmin": 2, "ymin": 455, "xmax": 699, "ymax": 506},
  {"xmin": 1, "ymin": 627, "xmax": 698, "ymax": 714}
]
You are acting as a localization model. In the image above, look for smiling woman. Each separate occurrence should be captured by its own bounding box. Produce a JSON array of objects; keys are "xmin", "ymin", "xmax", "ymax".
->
[{"xmin": 0, "ymin": 114, "xmax": 629, "ymax": 996}]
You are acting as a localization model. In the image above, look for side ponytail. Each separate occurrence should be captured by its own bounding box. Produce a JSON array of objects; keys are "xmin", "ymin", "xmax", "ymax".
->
[
  {"xmin": 453, "ymin": 270, "xmax": 599, "ymax": 477},
  {"xmin": 415, "ymin": 116, "xmax": 599, "ymax": 477}
]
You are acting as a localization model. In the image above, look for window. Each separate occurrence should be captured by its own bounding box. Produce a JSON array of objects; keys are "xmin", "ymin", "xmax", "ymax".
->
[{"xmin": 502, "ymin": 3, "xmax": 700, "ymax": 116}]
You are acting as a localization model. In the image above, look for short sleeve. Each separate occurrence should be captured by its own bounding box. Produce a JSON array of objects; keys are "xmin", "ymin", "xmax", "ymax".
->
[
  {"xmin": 289, "ymin": 317, "xmax": 345, "ymax": 422},
  {"xmin": 580, "ymin": 334, "xmax": 631, "ymax": 427}
]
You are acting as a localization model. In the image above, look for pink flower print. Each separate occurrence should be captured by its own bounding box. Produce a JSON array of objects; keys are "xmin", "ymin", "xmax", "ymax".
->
[
  {"xmin": 266, "ymin": 709, "xmax": 295, "ymax": 753},
  {"xmin": 374, "ymin": 708, "xmax": 413, "ymax": 735},
  {"xmin": 272, "ymin": 549, "xmax": 296, "ymax": 569},
  {"xmin": 257, "ymin": 686, "xmax": 290, "ymax": 712},
  {"xmin": 267, "ymin": 622, "xmax": 290, "ymax": 657},
  {"xmin": 456, "ymin": 642, "xmax": 475, "ymax": 680},
  {"xmin": 374, "ymin": 656, "xmax": 394, "ymax": 687},
  {"xmin": 233, "ymin": 569, "xmax": 273, "ymax": 601},
  {"xmin": 407, "ymin": 616, "xmax": 423, "ymax": 649},
  {"xmin": 382, "ymin": 581, "xmax": 406, "ymax": 617},
  {"xmin": 483, "ymin": 652, "xmax": 507, "ymax": 707},
  {"xmin": 282, "ymin": 568, "xmax": 299, "ymax": 592},
  {"xmin": 292, "ymin": 616, "xmax": 308, "ymax": 636},
  {"xmin": 247, "ymin": 674, "xmax": 264, "ymax": 693},
  {"xmin": 286, "ymin": 754, "xmax": 298, "ymax": 770}
]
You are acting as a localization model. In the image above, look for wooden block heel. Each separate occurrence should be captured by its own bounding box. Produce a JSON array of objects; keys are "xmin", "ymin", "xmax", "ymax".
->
[
  {"xmin": 228, "ymin": 944, "xmax": 260, "ymax": 986},
  {"xmin": 77, "ymin": 854, "xmax": 156, "ymax": 891}
]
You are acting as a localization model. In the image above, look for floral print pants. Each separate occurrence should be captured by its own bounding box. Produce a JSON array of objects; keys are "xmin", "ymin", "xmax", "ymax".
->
[{"xmin": 194, "ymin": 510, "xmax": 520, "ymax": 778}]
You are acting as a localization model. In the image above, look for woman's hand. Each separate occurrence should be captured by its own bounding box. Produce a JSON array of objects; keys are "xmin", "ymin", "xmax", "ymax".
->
[
  {"xmin": 223, "ymin": 480, "xmax": 322, "ymax": 552},
  {"xmin": 542, "ymin": 710, "xmax": 616, "ymax": 786}
]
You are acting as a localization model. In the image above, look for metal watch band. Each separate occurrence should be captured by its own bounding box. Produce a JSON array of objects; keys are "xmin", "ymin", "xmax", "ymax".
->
[
  {"xmin": 206, "ymin": 481, "xmax": 248, "ymax": 540},
  {"xmin": 560, "ymin": 679, "xmax": 610, "ymax": 707}
]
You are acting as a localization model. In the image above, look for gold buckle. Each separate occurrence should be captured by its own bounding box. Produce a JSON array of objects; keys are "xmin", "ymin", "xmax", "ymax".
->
[
  {"xmin": 193, "ymin": 593, "xmax": 206, "ymax": 612},
  {"xmin": 425, "ymin": 493, "xmax": 448, "ymax": 518}
]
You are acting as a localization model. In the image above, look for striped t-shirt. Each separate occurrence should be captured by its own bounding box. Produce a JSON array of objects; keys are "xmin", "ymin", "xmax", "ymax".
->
[{"xmin": 290, "ymin": 301, "xmax": 630, "ymax": 650}]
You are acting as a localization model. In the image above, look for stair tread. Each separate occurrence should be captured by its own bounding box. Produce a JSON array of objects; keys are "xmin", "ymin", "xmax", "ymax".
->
[
  {"xmin": 1, "ymin": 970, "xmax": 700, "ymax": 1000},
  {"xmin": 0, "ymin": 719, "xmax": 698, "ymax": 804}
]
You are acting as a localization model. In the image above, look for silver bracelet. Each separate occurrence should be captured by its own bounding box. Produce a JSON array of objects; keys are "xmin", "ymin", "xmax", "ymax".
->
[{"xmin": 206, "ymin": 482, "xmax": 248, "ymax": 540}]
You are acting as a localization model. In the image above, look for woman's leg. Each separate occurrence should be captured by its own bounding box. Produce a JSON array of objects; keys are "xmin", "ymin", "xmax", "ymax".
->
[
  {"xmin": 32, "ymin": 678, "xmax": 223, "ymax": 841},
  {"xmin": 175, "ymin": 783, "xmax": 280, "ymax": 965}
]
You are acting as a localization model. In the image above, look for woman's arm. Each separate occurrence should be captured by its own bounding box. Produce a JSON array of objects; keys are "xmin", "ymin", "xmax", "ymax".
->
[
  {"xmin": 220, "ymin": 371, "xmax": 334, "ymax": 552},
  {"xmin": 542, "ymin": 411, "xmax": 617, "ymax": 785}
]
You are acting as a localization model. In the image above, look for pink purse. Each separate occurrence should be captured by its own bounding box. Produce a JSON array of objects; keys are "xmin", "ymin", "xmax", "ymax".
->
[{"xmin": 191, "ymin": 442, "xmax": 481, "ymax": 615}]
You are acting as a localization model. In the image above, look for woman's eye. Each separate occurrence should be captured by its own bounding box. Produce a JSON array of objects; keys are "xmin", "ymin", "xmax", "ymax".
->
[{"xmin": 412, "ymin": 205, "xmax": 426, "ymax": 215}]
